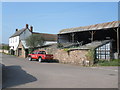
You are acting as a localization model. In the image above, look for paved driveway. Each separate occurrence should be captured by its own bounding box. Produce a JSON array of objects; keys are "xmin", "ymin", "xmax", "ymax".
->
[{"xmin": 2, "ymin": 53, "xmax": 118, "ymax": 88}]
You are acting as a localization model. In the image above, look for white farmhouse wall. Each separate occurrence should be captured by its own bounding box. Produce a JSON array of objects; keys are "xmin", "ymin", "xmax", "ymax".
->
[
  {"xmin": 20, "ymin": 29, "xmax": 32, "ymax": 40},
  {"xmin": 9, "ymin": 36, "xmax": 19, "ymax": 50},
  {"xmin": 9, "ymin": 29, "xmax": 32, "ymax": 51}
]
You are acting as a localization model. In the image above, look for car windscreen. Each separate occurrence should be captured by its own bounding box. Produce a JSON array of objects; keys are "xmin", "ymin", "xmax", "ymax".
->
[{"xmin": 38, "ymin": 51, "xmax": 46, "ymax": 54}]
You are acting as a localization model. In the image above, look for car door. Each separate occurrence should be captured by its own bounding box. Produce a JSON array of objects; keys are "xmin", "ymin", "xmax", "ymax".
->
[
  {"xmin": 31, "ymin": 52, "xmax": 37, "ymax": 59},
  {"xmin": 37, "ymin": 51, "xmax": 44, "ymax": 59}
]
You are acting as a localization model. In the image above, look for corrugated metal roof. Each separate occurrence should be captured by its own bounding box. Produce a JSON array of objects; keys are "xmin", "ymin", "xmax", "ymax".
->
[{"xmin": 59, "ymin": 21, "xmax": 119, "ymax": 34}]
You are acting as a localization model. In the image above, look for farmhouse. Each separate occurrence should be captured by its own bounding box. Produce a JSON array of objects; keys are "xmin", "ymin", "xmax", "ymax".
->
[
  {"xmin": 58, "ymin": 21, "xmax": 120, "ymax": 60},
  {"xmin": 9, "ymin": 24, "xmax": 57, "ymax": 58},
  {"xmin": 9, "ymin": 24, "xmax": 32, "ymax": 55},
  {"xmin": 17, "ymin": 33, "xmax": 57, "ymax": 58}
]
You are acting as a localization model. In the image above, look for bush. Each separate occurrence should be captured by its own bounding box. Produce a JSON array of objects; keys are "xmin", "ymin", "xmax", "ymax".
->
[
  {"xmin": 63, "ymin": 48, "xmax": 70, "ymax": 52},
  {"xmin": 85, "ymin": 49, "xmax": 95, "ymax": 61}
]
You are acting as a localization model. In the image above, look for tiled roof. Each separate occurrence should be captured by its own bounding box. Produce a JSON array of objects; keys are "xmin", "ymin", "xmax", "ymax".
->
[
  {"xmin": 33, "ymin": 32, "xmax": 57, "ymax": 41},
  {"xmin": 59, "ymin": 21, "xmax": 119, "ymax": 34}
]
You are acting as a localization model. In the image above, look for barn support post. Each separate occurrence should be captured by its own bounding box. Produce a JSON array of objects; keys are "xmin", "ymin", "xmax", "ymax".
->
[
  {"xmin": 91, "ymin": 31, "xmax": 94, "ymax": 42},
  {"xmin": 57, "ymin": 34, "xmax": 60, "ymax": 43},
  {"xmin": 72, "ymin": 33, "xmax": 75, "ymax": 43},
  {"xmin": 89, "ymin": 31, "xmax": 96, "ymax": 42}
]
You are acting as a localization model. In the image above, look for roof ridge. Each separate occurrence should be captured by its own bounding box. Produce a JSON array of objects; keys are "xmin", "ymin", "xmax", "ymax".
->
[
  {"xmin": 10, "ymin": 28, "xmax": 28, "ymax": 38},
  {"xmin": 59, "ymin": 21, "xmax": 119, "ymax": 34}
]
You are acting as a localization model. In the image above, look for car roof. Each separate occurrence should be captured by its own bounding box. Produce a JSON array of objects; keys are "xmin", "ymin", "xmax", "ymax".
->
[{"xmin": 34, "ymin": 50, "xmax": 45, "ymax": 52}]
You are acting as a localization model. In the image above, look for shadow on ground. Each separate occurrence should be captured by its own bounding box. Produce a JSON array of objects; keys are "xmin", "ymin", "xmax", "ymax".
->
[
  {"xmin": 29, "ymin": 58, "xmax": 59, "ymax": 63},
  {"xmin": 2, "ymin": 65, "xmax": 37, "ymax": 88},
  {"xmin": 44, "ymin": 59, "xmax": 59, "ymax": 63}
]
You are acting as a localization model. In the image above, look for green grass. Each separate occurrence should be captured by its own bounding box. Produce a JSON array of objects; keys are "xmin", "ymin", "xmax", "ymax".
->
[{"xmin": 95, "ymin": 59, "xmax": 120, "ymax": 66}]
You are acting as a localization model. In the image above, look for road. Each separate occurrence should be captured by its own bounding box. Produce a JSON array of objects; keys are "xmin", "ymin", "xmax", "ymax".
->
[{"xmin": 2, "ymin": 53, "xmax": 118, "ymax": 88}]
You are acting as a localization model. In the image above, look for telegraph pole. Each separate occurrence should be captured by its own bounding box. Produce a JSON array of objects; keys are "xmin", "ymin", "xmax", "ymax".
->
[{"xmin": 117, "ymin": 27, "xmax": 119, "ymax": 54}]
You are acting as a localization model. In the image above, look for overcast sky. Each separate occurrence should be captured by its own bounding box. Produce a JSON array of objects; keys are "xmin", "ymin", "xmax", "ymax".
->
[{"xmin": 2, "ymin": 2, "xmax": 118, "ymax": 44}]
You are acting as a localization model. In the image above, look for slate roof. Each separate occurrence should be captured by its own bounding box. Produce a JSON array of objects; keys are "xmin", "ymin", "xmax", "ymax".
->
[
  {"xmin": 79, "ymin": 40, "xmax": 111, "ymax": 49},
  {"xmin": 68, "ymin": 40, "xmax": 112, "ymax": 50},
  {"xmin": 10, "ymin": 27, "xmax": 57, "ymax": 41},
  {"xmin": 59, "ymin": 21, "xmax": 119, "ymax": 34},
  {"xmin": 10, "ymin": 28, "xmax": 27, "ymax": 38}
]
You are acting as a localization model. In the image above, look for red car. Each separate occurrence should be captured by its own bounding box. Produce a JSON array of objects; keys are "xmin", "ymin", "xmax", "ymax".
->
[{"xmin": 28, "ymin": 50, "xmax": 53, "ymax": 62}]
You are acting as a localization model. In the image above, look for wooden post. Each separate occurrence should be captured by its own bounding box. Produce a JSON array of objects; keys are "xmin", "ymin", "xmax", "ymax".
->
[
  {"xmin": 72, "ymin": 33, "xmax": 75, "ymax": 43},
  {"xmin": 89, "ymin": 31, "xmax": 96, "ymax": 42},
  {"xmin": 91, "ymin": 31, "xmax": 94, "ymax": 42},
  {"xmin": 57, "ymin": 34, "xmax": 59, "ymax": 43}
]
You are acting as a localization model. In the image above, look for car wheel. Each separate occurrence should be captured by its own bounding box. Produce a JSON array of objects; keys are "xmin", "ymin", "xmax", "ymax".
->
[
  {"xmin": 28, "ymin": 57, "xmax": 32, "ymax": 61},
  {"xmin": 38, "ymin": 57, "xmax": 42, "ymax": 63}
]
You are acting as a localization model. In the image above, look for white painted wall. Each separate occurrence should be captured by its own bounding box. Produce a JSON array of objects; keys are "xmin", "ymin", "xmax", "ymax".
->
[
  {"xmin": 9, "ymin": 36, "xmax": 19, "ymax": 50},
  {"xmin": 9, "ymin": 29, "xmax": 32, "ymax": 51}
]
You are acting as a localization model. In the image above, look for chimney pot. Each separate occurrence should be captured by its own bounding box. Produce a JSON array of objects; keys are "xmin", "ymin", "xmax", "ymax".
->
[
  {"xmin": 30, "ymin": 26, "xmax": 33, "ymax": 32},
  {"xmin": 26, "ymin": 24, "xmax": 28, "ymax": 28},
  {"xmin": 16, "ymin": 29, "xmax": 18, "ymax": 32}
]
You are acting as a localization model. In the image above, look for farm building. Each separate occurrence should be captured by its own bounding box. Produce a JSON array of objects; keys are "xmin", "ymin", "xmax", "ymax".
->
[
  {"xmin": 58, "ymin": 21, "xmax": 120, "ymax": 60},
  {"xmin": 9, "ymin": 24, "xmax": 57, "ymax": 58}
]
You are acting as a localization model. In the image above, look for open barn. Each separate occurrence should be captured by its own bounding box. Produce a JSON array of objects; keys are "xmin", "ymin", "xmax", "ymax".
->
[{"xmin": 58, "ymin": 21, "xmax": 120, "ymax": 60}]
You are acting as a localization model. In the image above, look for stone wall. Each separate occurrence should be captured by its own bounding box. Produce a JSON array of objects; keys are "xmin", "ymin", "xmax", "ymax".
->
[
  {"xmin": 39, "ymin": 45, "xmax": 92, "ymax": 66},
  {"xmin": 39, "ymin": 44, "xmax": 58, "ymax": 55},
  {"xmin": 17, "ymin": 41, "xmax": 26, "ymax": 58},
  {"xmin": 54, "ymin": 49, "xmax": 90, "ymax": 65}
]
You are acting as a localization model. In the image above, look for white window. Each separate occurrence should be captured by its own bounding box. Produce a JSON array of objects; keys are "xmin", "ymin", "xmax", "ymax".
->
[
  {"xmin": 11, "ymin": 38, "xmax": 13, "ymax": 43},
  {"xmin": 16, "ymin": 37, "xmax": 17, "ymax": 42}
]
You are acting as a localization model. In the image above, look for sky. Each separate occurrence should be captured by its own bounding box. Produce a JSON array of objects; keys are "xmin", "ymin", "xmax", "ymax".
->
[{"xmin": 2, "ymin": 2, "xmax": 118, "ymax": 44}]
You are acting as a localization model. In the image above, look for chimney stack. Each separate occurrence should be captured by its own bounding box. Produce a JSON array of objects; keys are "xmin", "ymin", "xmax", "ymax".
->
[
  {"xmin": 30, "ymin": 26, "xmax": 33, "ymax": 32},
  {"xmin": 26, "ymin": 24, "xmax": 28, "ymax": 28},
  {"xmin": 16, "ymin": 29, "xmax": 18, "ymax": 32}
]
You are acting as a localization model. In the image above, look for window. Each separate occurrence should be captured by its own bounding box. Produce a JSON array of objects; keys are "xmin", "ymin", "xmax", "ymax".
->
[
  {"xmin": 38, "ymin": 51, "xmax": 46, "ymax": 54},
  {"xmin": 16, "ymin": 37, "xmax": 17, "ymax": 42},
  {"xmin": 95, "ymin": 42, "xmax": 111, "ymax": 60},
  {"xmin": 32, "ymin": 52, "xmax": 37, "ymax": 54},
  {"xmin": 13, "ymin": 38, "xmax": 14, "ymax": 43}
]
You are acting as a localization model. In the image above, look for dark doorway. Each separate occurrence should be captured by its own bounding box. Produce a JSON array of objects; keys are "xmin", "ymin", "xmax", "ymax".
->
[
  {"xmin": 18, "ymin": 48, "xmax": 22, "ymax": 56},
  {"xmin": 25, "ymin": 49, "xmax": 29, "ymax": 58}
]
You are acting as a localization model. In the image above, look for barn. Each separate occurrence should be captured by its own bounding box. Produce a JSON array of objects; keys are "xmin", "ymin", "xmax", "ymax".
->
[{"xmin": 58, "ymin": 21, "xmax": 120, "ymax": 60}]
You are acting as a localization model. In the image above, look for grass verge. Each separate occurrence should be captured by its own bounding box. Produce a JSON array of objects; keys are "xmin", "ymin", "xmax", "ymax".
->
[{"xmin": 95, "ymin": 59, "xmax": 120, "ymax": 66}]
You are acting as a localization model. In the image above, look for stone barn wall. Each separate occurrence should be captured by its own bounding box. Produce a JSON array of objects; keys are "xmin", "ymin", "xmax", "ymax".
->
[
  {"xmin": 54, "ymin": 49, "xmax": 90, "ymax": 66},
  {"xmin": 39, "ymin": 45, "xmax": 92, "ymax": 66}
]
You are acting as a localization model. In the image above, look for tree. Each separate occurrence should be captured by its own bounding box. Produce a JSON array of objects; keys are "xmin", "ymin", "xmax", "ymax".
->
[
  {"xmin": 2, "ymin": 45, "xmax": 9, "ymax": 50},
  {"xmin": 25, "ymin": 34, "xmax": 45, "ymax": 52}
]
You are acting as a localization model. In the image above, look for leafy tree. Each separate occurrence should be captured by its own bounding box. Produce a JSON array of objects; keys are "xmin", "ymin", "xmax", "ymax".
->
[
  {"xmin": 25, "ymin": 34, "xmax": 45, "ymax": 52},
  {"xmin": 2, "ymin": 45, "xmax": 9, "ymax": 50}
]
